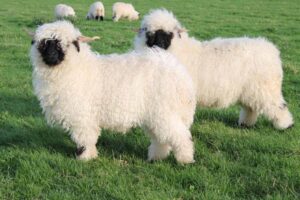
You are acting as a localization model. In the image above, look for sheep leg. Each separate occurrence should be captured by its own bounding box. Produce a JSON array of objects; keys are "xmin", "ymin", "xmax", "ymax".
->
[
  {"xmin": 151, "ymin": 117, "xmax": 195, "ymax": 164},
  {"xmin": 71, "ymin": 128, "xmax": 100, "ymax": 161},
  {"xmin": 143, "ymin": 127, "xmax": 171, "ymax": 161},
  {"xmin": 148, "ymin": 138, "xmax": 171, "ymax": 161},
  {"xmin": 263, "ymin": 102, "xmax": 294, "ymax": 130},
  {"xmin": 171, "ymin": 124, "xmax": 195, "ymax": 164},
  {"xmin": 238, "ymin": 106, "xmax": 259, "ymax": 127}
]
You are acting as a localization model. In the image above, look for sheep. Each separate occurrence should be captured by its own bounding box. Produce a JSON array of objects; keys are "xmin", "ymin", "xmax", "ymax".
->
[
  {"xmin": 54, "ymin": 4, "xmax": 75, "ymax": 19},
  {"xmin": 30, "ymin": 21, "xmax": 196, "ymax": 164},
  {"xmin": 112, "ymin": 2, "xmax": 139, "ymax": 22},
  {"xmin": 86, "ymin": 1, "xmax": 105, "ymax": 21},
  {"xmin": 134, "ymin": 9, "xmax": 294, "ymax": 130}
]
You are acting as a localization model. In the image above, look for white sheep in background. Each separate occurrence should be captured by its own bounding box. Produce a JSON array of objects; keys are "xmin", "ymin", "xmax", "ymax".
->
[
  {"xmin": 134, "ymin": 9, "xmax": 294, "ymax": 130},
  {"xmin": 112, "ymin": 2, "xmax": 139, "ymax": 22},
  {"xmin": 30, "ymin": 21, "xmax": 196, "ymax": 164},
  {"xmin": 86, "ymin": 1, "xmax": 105, "ymax": 21},
  {"xmin": 54, "ymin": 4, "xmax": 75, "ymax": 19}
]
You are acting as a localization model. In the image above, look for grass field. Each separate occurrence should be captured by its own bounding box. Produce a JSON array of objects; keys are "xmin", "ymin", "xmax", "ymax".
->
[{"xmin": 0, "ymin": 0, "xmax": 299, "ymax": 199}]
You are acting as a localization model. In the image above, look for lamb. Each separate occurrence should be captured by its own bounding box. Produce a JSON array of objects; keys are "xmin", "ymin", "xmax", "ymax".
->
[
  {"xmin": 134, "ymin": 9, "xmax": 294, "ymax": 130},
  {"xmin": 112, "ymin": 2, "xmax": 139, "ymax": 22},
  {"xmin": 86, "ymin": 1, "xmax": 105, "ymax": 21},
  {"xmin": 54, "ymin": 4, "xmax": 75, "ymax": 19},
  {"xmin": 30, "ymin": 21, "xmax": 196, "ymax": 164}
]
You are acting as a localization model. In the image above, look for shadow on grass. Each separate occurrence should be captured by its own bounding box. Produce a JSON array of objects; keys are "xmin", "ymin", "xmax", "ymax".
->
[
  {"xmin": 0, "ymin": 121, "xmax": 149, "ymax": 161},
  {"xmin": 0, "ymin": 91, "xmax": 148, "ymax": 160},
  {"xmin": 194, "ymin": 106, "xmax": 240, "ymax": 128},
  {"xmin": 98, "ymin": 129, "xmax": 148, "ymax": 160},
  {"xmin": 0, "ymin": 92, "xmax": 41, "ymax": 118},
  {"xmin": 0, "ymin": 92, "xmax": 255, "ymax": 162}
]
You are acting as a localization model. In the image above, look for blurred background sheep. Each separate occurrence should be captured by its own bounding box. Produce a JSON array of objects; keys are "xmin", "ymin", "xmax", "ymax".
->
[
  {"xmin": 112, "ymin": 2, "xmax": 139, "ymax": 22},
  {"xmin": 54, "ymin": 4, "xmax": 75, "ymax": 19}
]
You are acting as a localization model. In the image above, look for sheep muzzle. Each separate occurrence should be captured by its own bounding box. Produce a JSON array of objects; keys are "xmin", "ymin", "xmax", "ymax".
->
[
  {"xmin": 38, "ymin": 39, "xmax": 65, "ymax": 67},
  {"xmin": 146, "ymin": 29, "xmax": 174, "ymax": 50}
]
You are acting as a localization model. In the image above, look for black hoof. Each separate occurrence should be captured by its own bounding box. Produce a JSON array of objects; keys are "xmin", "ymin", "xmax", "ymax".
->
[
  {"xmin": 75, "ymin": 146, "xmax": 86, "ymax": 156},
  {"xmin": 100, "ymin": 16, "xmax": 104, "ymax": 21}
]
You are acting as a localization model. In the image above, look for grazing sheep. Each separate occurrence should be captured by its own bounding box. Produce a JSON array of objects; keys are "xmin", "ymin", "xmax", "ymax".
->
[
  {"xmin": 134, "ymin": 9, "xmax": 294, "ymax": 130},
  {"xmin": 30, "ymin": 21, "xmax": 196, "ymax": 164},
  {"xmin": 87, "ymin": 1, "xmax": 105, "ymax": 21},
  {"xmin": 112, "ymin": 2, "xmax": 139, "ymax": 22},
  {"xmin": 54, "ymin": 4, "xmax": 75, "ymax": 19}
]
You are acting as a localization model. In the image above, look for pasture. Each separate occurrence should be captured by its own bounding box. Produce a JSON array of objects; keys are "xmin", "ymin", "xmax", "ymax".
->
[{"xmin": 0, "ymin": 0, "xmax": 299, "ymax": 199}]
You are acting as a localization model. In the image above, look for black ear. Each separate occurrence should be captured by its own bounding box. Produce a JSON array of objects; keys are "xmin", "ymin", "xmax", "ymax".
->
[{"xmin": 72, "ymin": 40, "xmax": 80, "ymax": 52}]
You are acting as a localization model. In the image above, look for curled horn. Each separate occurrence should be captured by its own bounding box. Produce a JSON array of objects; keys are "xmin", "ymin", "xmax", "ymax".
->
[{"xmin": 78, "ymin": 36, "xmax": 100, "ymax": 43}]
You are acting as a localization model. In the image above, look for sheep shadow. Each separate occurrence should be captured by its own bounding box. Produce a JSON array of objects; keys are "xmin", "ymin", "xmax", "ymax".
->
[
  {"xmin": 98, "ymin": 128, "xmax": 148, "ymax": 160},
  {"xmin": 194, "ymin": 107, "xmax": 240, "ymax": 128},
  {"xmin": 0, "ymin": 92, "xmax": 148, "ymax": 160},
  {"xmin": 0, "ymin": 92, "xmax": 262, "ymax": 161},
  {"xmin": 0, "ymin": 92, "xmax": 41, "ymax": 118}
]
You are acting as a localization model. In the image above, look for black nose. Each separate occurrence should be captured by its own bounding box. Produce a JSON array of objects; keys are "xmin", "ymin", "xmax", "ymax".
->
[
  {"xmin": 146, "ymin": 29, "xmax": 174, "ymax": 50},
  {"xmin": 38, "ymin": 39, "xmax": 65, "ymax": 66}
]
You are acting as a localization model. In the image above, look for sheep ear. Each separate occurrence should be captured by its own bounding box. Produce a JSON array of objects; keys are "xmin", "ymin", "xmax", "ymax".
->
[
  {"xmin": 178, "ymin": 28, "xmax": 188, "ymax": 33},
  {"xmin": 24, "ymin": 28, "xmax": 35, "ymax": 38},
  {"xmin": 177, "ymin": 28, "xmax": 188, "ymax": 38},
  {"xmin": 78, "ymin": 36, "xmax": 100, "ymax": 43}
]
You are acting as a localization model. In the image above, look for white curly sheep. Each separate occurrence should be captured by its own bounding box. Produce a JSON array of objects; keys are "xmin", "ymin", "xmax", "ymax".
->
[
  {"xmin": 54, "ymin": 4, "xmax": 75, "ymax": 19},
  {"xmin": 134, "ymin": 9, "xmax": 294, "ymax": 130},
  {"xmin": 112, "ymin": 2, "xmax": 139, "ymax": 22},
  {"xmin": 86, "ymin": 1, "xmax": 105, "ymax": 21},
  {"xmin": 30, "ymin": 21, "xmax": 196, "ymax": 164}
]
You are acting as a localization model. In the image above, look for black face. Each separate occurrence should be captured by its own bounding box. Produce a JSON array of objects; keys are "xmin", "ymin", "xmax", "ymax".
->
[
  {"xmin": 146, "ymin": 29, "xmax": 174, "ymax": 50},
  {"xmin": 38, "ymin": 39, "xmax": 65, "ymax": 66}
]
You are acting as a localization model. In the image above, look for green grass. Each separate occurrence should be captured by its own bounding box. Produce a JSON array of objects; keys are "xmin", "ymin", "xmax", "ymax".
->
[{"xmin": 0, "ymin": 0, "xmax": 299, "ymax": 199}]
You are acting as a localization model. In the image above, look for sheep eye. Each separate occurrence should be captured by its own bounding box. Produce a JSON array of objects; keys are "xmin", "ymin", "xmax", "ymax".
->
[{"xmin": 139, "ymin": 27, "xmax": 147, "ymax": 35}]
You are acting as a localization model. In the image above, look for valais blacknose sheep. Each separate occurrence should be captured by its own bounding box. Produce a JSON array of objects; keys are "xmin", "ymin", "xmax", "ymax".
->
[
  {"xmin": 112, "ymin": 2, "xmax": 139, "ymax": 22},
  {"xmin": 30, "ymin": 21, "xmax": 196, "ymax": 164},
  {"xmin": 134, "ymin": 9, "xmax": 294, "ymax": 130},
  {"xmin": 87, "ymin": 1, "xmax": 105, "ymax": 21},
  {"xmin": 54, "ymin": 4, "xmax": 75, "ymax": 19}
]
